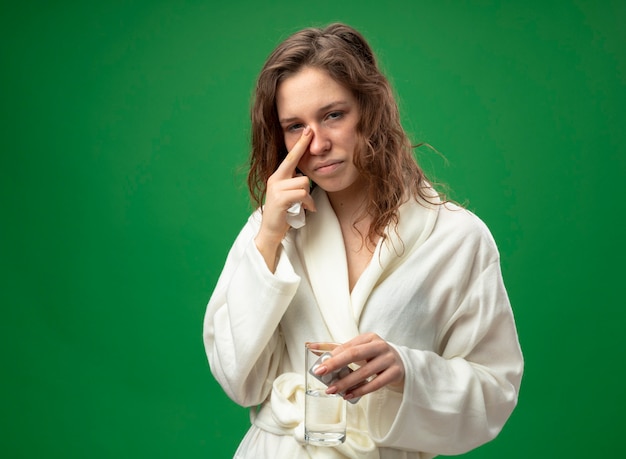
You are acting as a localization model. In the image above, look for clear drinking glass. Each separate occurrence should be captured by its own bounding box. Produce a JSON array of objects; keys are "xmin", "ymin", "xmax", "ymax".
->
[{"xmin": 304, "ymin": 342, "xmax": 347, "ymax": 446}]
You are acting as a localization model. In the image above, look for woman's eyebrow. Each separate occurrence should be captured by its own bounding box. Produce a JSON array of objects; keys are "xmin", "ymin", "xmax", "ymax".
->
[
  {"xmin": 318, "ymin": 100, "xmax": 349, "ymax": 112},
  {"xmin": 279, "ymin": 116, "xmax": 299, "ymax": 125},
  {"xmin": 279, "ymin": 101, "xmax": 349, "ymax": 125}
]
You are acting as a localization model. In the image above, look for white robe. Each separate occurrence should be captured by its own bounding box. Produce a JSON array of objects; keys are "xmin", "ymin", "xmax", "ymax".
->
[{"xmin": 203, "ymin": 187, "xmax": 523, "ymax": 459}]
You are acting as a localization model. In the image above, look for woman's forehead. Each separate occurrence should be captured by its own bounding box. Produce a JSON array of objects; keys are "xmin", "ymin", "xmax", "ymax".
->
[{"xmin": 276, "ymin": 67, "xmax": 355, "ymax": 117}]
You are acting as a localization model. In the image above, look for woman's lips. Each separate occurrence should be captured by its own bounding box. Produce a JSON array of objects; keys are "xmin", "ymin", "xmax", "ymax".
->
[{"xmin": 314, "ymin": 161, "xmax": 342, "ymax": 175}]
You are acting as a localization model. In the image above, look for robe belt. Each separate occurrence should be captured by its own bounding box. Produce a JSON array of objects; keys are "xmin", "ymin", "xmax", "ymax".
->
[{"xmin": 251, "ymin": 372, "xmax": 380, "ymax": 459}]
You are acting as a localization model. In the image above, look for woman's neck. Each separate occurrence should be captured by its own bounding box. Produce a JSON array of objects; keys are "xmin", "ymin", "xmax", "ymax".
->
[
  {"xmin": 326, "ymin": 179, "xmax": 377, "ymax": 291},
  {"xmin": 326, "ymin": 179, "xmax": 368, "ymax": 225}
]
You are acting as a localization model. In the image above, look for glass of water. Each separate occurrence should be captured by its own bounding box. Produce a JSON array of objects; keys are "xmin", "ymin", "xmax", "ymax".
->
[{"xmin": 304, "ymin": 342, "xmax": 347, "ymax": 446}]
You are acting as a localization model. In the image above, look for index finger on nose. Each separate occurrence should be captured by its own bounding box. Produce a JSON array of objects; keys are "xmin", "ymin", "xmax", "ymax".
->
[{"xmin": 276, "ymin": 126, "xmax": 311, "ymax": 178}]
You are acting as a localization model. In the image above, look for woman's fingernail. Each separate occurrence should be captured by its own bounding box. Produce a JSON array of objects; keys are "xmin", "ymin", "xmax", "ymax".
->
[
  {"xmin": 314, "ymin": 365, "xmax": 327, "ymax": 375},
  {"xmin": 303, "ymin": 126, "xmax": 311, "ymax": 135},
  {"xmin": 344, "ymin": 393, "xmax": 354, "ymax": 400},
  {"xmin": 326, "ymin": 386, "xmax": 337, "ymax": 395}
]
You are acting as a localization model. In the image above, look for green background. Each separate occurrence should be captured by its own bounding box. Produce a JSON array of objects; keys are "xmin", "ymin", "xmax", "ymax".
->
[{"xmin": 2, "ymin": 1, "xmax": 624, "ymax": 457}]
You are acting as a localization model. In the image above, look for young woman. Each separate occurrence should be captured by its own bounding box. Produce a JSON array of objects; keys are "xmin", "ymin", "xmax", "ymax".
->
[{"xmin": 203, "ymin": 23, "xmax": 523, "ymax": 459}]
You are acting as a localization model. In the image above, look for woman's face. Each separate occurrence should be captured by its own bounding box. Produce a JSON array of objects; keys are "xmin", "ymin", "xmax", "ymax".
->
[{"xmin": 276, "ymin": 67, "xmax": 363, "ymax": 196}]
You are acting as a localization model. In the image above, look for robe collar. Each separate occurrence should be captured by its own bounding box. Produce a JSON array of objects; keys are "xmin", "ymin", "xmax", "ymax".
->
[{"xmin": 295, "ymin": 187, "xmax": 440, "ymax": 343}]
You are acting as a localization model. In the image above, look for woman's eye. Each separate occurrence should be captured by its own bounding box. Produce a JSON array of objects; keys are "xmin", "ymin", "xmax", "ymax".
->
[
  {"xmin": 287, "ymin": 123, "xmax": 304, "ymax": 132},
  {"xmin": 326, "ymin": 111, "xmax": 343, "ymax": 122}
]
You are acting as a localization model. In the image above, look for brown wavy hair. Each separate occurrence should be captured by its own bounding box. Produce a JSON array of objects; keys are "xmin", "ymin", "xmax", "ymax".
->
[{"xmin": 248, "ymin": 23, "xmax": 441, "ymax": 245}]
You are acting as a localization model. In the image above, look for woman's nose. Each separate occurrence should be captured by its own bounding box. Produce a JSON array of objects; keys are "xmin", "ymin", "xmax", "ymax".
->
[{"xmin": 307, "ymin": 128, "xmax": 330, "ymax": 155}]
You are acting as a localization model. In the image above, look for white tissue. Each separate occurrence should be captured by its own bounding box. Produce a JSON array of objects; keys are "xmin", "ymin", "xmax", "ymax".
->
[{"xmin": 286, "ymin": 202, "xmax": 306, "ymax": 229}]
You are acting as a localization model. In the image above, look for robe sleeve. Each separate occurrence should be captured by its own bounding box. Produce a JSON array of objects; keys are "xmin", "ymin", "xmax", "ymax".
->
[
  {"xmin": 203, "ymin": 211, "xmax": 301, "ymax": 407},
  {"xmin": 365, "ymin": 254, "xmax": 523, "ymax": 455}
]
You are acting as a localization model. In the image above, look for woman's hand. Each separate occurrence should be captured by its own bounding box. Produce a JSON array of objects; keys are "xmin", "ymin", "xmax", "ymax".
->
[
  {"xmin": 312, "ymin": 333, "xmax": 406, "ymax": 400},
  {"xmin": 254, "ymin": 126, "xmax": 316, "ymax": 271}
]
